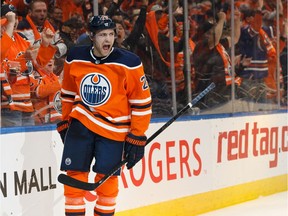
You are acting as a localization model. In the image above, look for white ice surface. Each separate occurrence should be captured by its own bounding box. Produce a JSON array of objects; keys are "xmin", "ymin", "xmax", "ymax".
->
[{"xmin": 198, "ymin": 191, "xmax": 288, "ymax": 216}]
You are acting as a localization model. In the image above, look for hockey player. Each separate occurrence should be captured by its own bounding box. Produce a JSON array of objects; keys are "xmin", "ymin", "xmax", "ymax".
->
[{"xmin": 57, "ymin": 15, "xmax": 152, "ymax": 216}]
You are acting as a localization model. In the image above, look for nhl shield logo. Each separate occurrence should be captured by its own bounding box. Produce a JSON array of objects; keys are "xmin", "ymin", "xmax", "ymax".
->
[{"xmin": 80, "ymin": 73, "xmax": 111, "ymax": 107}]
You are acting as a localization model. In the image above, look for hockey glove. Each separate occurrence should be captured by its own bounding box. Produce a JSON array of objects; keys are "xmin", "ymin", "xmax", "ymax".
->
[
  {"xmin": 124, "ymin": 133, "xmax": 147, "ymax": 169},
  {"xmin": 56, "ymin": 120, "xmax": 69, "ymax": 144}
]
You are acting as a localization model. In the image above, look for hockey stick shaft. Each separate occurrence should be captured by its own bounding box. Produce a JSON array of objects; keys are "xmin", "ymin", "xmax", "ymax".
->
[{"xmin": 58, "ymin": 82, "xmax": 215, "ymax": 190}]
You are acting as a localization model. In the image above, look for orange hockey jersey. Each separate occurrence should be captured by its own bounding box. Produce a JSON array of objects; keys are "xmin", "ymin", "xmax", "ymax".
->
[{"xmin": 61, "ymin": 46, "xmax": 152, "ymax": 141}]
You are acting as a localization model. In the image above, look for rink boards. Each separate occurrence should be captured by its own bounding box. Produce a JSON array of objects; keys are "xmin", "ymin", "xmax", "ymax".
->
[{"xmin": 0, "ymin": 111, "xmax": 287, "ymax": 215}]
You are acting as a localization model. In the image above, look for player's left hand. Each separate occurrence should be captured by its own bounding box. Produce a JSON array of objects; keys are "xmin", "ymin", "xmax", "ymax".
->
[{"xmin": 124, "ymin": 133, "xmax": 147, "ymax": 169}]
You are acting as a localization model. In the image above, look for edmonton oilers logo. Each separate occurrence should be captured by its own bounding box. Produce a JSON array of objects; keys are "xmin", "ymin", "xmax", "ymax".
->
[{"xmin": 80, "ymin": 73, "xmax": 111, "ymax": 107}]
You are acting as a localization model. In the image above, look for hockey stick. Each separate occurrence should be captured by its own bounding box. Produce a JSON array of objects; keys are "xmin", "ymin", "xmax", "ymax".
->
[{"xmin": 58, "ymin": 82, "xmax": 215, "ymax": 190}]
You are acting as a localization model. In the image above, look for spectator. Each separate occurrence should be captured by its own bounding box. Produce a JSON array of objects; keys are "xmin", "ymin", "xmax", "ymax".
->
[
  {"xmin": 172, "ymin": 14, "xmax": 197, "ymax": 105},
  {"xmin": 261, "ymin": 0, "xmax": 286, "ymax": 101},
  {"xmin": 31, "ymin": 57, "xmax": 62, "ymax": 125},
  {"xmin": 236, "ymin": 0, "xmax": 272, "ymax": 103},
  {"xmin": 1, "ymin": 4, "xmax": 56, "ymax": 127},
  {"xmin": 115, "ymin": 0, "xmax": 148, "ymax": 51},
  {"xmin": 103, "ymin": 0, "xmax": 121, "ymax": 17},
  {"xmin": 192, "ymin": 8, "xmax": 241, "ymax": 109},
  {"xmin": 59, "ymin": 17, "xmax": 83, "ymax": 52},
  {"xmin": 17, "ymin": 0, "xmax": 68, "ymax": 76},
  {"xmin": 81, "ymin": 0, "xmax": 93, "ymax": 21},
  {"xmin": 76, "ymin": 11, "xmax": 93, "ymax": 45},
  {"xmin": 1, "ymin": 6, "xmax": 15, "ymax": 58},
  {"xmin": 47, "ymin": 5, "xmax": 63, "ymax": 30},
  {"xmin": 17, "ymin": 0, "xmax": 67, "ymax": 59},
  {"xmin": 3, "ymin": 0, "xmax": 31, "ymax": 18},
  {"xmin": 55, "ymin": 0, "xmax": 85, "ymax": 22},
  {"xmin": 3, "ymin": 0, "xmax": 55, "ymax": 18},
  {"xmin": 135, "ymin": 3, "xmax": 186, "ymax": 115},
  {"xmin": 114, "ymin": 19, "xmax": 126, "ymax": 47}
]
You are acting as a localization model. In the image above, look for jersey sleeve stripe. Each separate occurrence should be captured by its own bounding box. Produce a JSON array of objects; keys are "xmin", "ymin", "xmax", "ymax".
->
[
  {"xmin": 12, "ymin": 93, "xmax": 30, "ymax": 97},
  {"xmin": 131, "ymin": 102, "xmax": 152, "ymax": 109},
  {"xmin": 61, "ymin": 93, "xmax": 75, "ymax": 99},
  {"xmin": 104, "ymin": 115, "xmax": 131, "ymax": 122},
  {"xmin": 61, "ymin": 88, "xmax": 77, "ymax": 96},
  {"xmin": 129, "ymin": 96, "xmax": 151, "ymax": 104},
  {"xmin": 132, "ymin": 109, "xmax": 152, "ymax": 116}
]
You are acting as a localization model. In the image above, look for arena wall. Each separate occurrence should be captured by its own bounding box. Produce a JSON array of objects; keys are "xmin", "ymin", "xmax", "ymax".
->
[{"xmin": 1, "ymin": 111, "xmax": 287, "ymax": 215}]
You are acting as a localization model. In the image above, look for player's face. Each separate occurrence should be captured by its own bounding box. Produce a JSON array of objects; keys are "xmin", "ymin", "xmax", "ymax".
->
[{"xmin": 92, "ymin": 29, "xmax": 115, "ymax": 57}]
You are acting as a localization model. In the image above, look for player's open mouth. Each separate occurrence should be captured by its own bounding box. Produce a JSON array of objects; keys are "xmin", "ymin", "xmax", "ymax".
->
[{"xmin": 103, "ymin": 45, "xmax": 110, "ymax": 50}]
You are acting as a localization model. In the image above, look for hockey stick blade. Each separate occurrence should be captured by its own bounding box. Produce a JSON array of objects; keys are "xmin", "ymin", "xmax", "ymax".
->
[
  {"xmin": 58, "ymin": 82, "xmax": 215, "ymax": 190},
  {"xmin": 58, "ymin": 173, "xmax": 99, "ymax": 191}
]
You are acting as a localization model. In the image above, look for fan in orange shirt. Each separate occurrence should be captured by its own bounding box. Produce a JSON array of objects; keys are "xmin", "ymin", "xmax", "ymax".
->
[
  {"xmin": 55, "ymin": 0, "xmax": 85, "ymax": 22},
  {"xmin": 31, "ymin": 57, "xmax": 62, "ymax": 125},
  {"xmin": 1, "ymin": 4, "xmax": 56, "ymax": 127}
]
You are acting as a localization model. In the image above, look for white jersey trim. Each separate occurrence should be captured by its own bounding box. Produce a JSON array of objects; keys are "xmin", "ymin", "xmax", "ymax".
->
[
  {"xmin": 129, "ymin": 96, "xmax": 151, "ymax": 104},
  {"xmin": 74, "ymin": 106, "xmax": 130, "ymax": 133}
]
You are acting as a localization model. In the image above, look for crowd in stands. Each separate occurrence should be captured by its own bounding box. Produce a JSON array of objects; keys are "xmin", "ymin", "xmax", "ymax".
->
[{"xmin": 1, "ymin": 0, "xmax": 287, "ymax": 127}]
